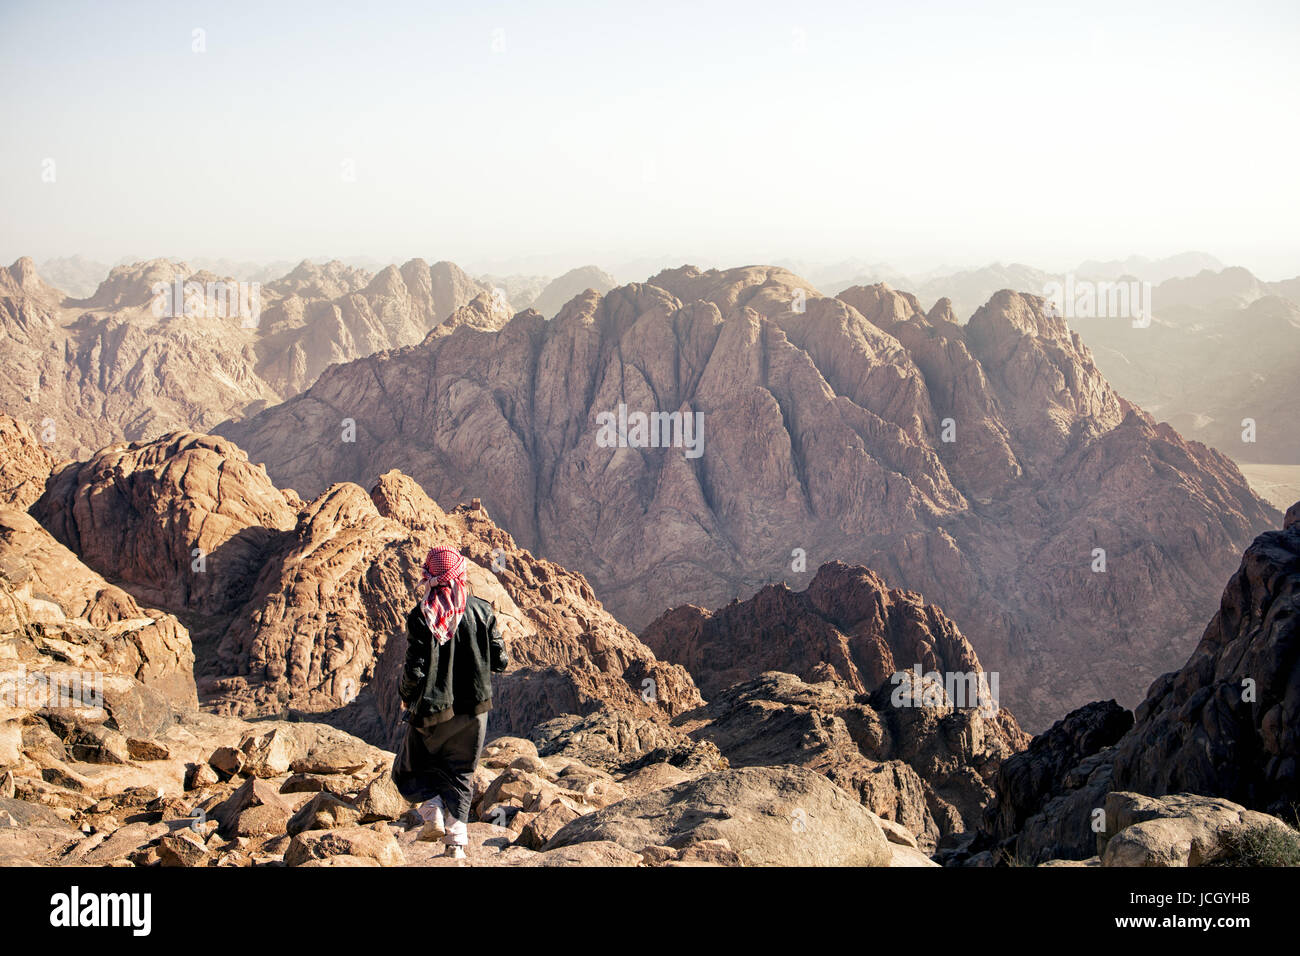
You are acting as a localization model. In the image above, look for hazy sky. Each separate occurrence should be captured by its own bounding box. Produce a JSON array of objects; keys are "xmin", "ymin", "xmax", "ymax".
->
[{"xmin": 3, "ymin": 0, "xmax": 1298, "ymax": 278}]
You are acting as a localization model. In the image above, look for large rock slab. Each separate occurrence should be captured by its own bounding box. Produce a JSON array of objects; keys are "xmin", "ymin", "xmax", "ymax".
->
[{"xmin": 545, "ymin": 765, "xmax": 891, "ymax": 866}]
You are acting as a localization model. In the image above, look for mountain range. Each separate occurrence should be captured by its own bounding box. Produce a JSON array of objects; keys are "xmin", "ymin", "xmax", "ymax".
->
[{"xmin": 210, "ymin": 264, "xmax": 1277, "ymax": 732}]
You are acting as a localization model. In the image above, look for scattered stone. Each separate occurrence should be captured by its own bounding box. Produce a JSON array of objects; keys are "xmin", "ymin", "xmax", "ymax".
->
[
  {"xmin": 213, "ymin": 777, "xmax": 294, "ymax": 837},
  {"xmin": 354, "ymin": 771, "xmax": 409, "ymax": 822},
  {"xmin": 516, "ymin": 801, "xmax": 582, "ymax": 851},
  {"xmin": 157, "ymin": 829, "xmax": 209, "ymax": 867},
  {"xmin": 287, "ymin": 792, "xmax": 362, "ymax": 836}
]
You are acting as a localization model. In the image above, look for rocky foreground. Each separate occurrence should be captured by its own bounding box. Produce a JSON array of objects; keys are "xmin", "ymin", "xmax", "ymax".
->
[{"xmin": 2, "ymin": 407, "xmax": 1297, "ymax": 866}]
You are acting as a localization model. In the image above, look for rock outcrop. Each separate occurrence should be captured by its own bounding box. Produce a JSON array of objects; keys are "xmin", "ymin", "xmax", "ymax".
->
[
  {"xmin": 1110, "ymin": 500, "xmax": 1300, "ymax": 814},
  {"xmin": 0, "ymin": 413, "xmax": 54, "ymax": 510},
  {"xmin": 678, "ymin": 671, "xmax": 1024, "ymax": 850},
  {"xmin": 218, "ymin": 266, "xmax": 1276, "ymax": 730},
  {"xmin": 1096, "ymin": 791, "xmax": 1298, "ymax": 867},
  {"xmin": 638, "ymin": 563, "xmax": 1028, "ymax": 846},
  {"xmin": 642, "ymin": 561, "xmax": 988, "ymax": 700},
  {"xmin": 0, "ymin": 509, "xmax": 198, "ymax": 707},
  {"xmin": 982, "ymin": 700, "xmax": 1134, "ymax": 864},
  {"xmin": 979, "ymin": 503, "xmax": 1300, "ymax": 863}
]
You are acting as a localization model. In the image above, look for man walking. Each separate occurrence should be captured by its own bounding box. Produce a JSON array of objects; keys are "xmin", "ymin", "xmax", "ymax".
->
[{"xmin": 393, "ymin": 546, "xmax": 509, "ymax": 859}]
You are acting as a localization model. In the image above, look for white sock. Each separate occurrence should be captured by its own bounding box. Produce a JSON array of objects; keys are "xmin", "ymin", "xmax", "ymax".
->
[
  {"xmin": 444, "ymin": 818, "xmax": 468, "ymax": 846},
  {"xmin": 418, "ymin": 797, "xmax": 445, "ymax": 826}
]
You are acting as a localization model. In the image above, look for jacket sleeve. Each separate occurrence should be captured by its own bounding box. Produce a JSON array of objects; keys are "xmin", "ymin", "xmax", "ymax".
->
[
  {"xmin": 487, "ymin": 611, "xmax": 509, "ymax": 673},
  {"xmin": 400, "ymin": 608, "xmax": 431, "ymax": 705}
]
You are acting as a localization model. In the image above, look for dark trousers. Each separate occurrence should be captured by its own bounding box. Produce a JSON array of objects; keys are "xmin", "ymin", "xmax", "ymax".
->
[{"xmin": 392, "ymin": 712, "xmax": 488, "ymax": 823}]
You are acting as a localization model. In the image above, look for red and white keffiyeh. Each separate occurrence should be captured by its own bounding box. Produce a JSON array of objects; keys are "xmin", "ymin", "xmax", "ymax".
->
[{"xmin": 418, "ymin": 547, "xmax": 468, "ymax": 645}]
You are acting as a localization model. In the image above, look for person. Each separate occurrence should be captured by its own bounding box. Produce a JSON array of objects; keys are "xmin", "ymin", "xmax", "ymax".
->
[{"xmin": 392, "ymin": 546, "xmax": 509, "ymax": 859}]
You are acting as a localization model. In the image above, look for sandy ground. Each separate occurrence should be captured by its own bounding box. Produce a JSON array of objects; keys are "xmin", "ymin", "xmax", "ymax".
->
[{"xmin": 1239, "ymin": 463, "xmax": 1300, "ymax": 512}]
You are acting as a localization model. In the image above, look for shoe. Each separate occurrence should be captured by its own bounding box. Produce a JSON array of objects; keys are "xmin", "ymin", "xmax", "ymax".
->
[
  {"xmin": 443, "ymin": 844, "xmax": 466, "ymax": 860},
  {"xmin": 417, "ymin": 820, "xmax": 446, "ymax": 842},
  {"xmin": 416, "ymin": 798, "xmax": 446, "ymax": 842}
]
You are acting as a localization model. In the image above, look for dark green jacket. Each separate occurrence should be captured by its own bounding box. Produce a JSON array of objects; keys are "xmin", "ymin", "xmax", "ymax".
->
[{"xmin": 399, "ymin": 594, "xmax": 509, "ymax": 724}]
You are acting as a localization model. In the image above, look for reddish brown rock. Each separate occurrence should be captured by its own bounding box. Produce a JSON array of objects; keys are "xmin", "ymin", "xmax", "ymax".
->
[
  {"xmin": 642, "ymin": 561, "xmax": 986, "ymax": 700},
  {"xmin": 214, "ymin": 777, "xmax": 294, "ymax": 837},
  {"xmin": 31, "ymin": 428, "xmax": 700, "ymax": 747}
]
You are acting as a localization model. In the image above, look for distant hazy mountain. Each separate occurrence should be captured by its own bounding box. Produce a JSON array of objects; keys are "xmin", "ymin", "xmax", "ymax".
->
[
  {"xmin": 190, "ymin": 257, "xmax": 299, "ymax": 284},
  {"xmin": 825, "ymin": 253, "xmax": 1230, "ymax": 321},
  {"xmin": 529, "ymin": 266, "xmax": 617, "ymax": 319},
  {"xmin": 1074, "ymin": 251, "xmax": 1224, "ymax": 284},
  {"xmin": 37, "ymin": 255, "xmax": 110, "ymax": 298},
  {"xmin": 827, "ymin": 262, "xmax": 1053, "ymax": 320},
  {"xmin": 1070, "ymin": 268, "xmax": 1300, "ymax": 464},
  {"xmin": 0, "ymin": 255, "xmax": 505, "ymax": 458},
  {"xmin": 479, "ymin": 273, "xmax": 551, "ymax": 312}
]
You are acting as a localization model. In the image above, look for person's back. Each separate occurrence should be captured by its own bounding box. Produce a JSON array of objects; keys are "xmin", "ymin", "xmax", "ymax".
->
[
  {"xmin": 400, "ymin": 593, "xmax": 507, "ymax": 724},
  {"xmin": 392, "ymin": 547, "xmax": 509, "ymax": 857}
]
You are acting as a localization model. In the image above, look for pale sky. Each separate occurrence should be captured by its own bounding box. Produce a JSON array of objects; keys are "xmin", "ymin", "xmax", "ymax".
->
[{"xmin": 2, "ymin": 0, "xmax": 1298, "ymax": 278}]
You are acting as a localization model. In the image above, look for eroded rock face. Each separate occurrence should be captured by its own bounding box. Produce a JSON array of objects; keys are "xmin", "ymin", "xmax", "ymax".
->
[
  {"xmin": 640, "ymin": 566, "xmax": 1028, "ymax": 847},
  {"xmin": 0, "ymin": 508, "xmax": 197, "ymax": 707},
  {"xmin": 978, "ymin": 506, "xmax": 1300, "ymax": 864},
  {"xmin": 32, "ymin": 431, "xmax": 701, "ymax": 749},
  {"xmin": 218, "ymin": 267, "xmax": 1276, "ymax": 729},
  {"xmin": 1110, "ymin": 506, "xmax": 1300, "ymax": 815},
  {"xmin": 35, "ymin": 432, "xmax": 301, "ymax": 614},
  {"xmin": 528, "ymin": 705, "xmax": 724, "ymax": 777},
  {"xmin": 0, "ymin": 414, "xmax": 54, "ymax": 510}
]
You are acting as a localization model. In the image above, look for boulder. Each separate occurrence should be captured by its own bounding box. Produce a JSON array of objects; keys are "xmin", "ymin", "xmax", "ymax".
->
[
  {"xmin": 287, "ymin": 792, "xmax": 362, "ymax": 836},
  {"xmin": 213, "ymin": 777, "xmax": 293, "ymax": 837},
  {"xmin": 1099, "ymin": 792, "xmax": 1295, "ymax": 867},
  {"xmin": 516, "ymin": 801, "xmax": 582, "ymax": 851},
  {"xmin": 157, "ymin": 829, "xmax": 209, "ymax": 867},
  {"xmin": 285, "ymin": 826, "xmax": 405, "ymax": 867},
  {"xmin": 354, "ymin": 771, "xmax": 409, "ymax": 822}
]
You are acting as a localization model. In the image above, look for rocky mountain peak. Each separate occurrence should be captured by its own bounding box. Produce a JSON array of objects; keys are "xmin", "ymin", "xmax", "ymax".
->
[
  {"xmin": 2, "ymin": 257, "xmax": 62, "ymax": 303},
  {"xmin": 79, "ymin": 259, "xmax": 193, "ymax": 309},
  {"xmin": 643, "ymin": 559, "xmax": 993, "ymax": 703}
]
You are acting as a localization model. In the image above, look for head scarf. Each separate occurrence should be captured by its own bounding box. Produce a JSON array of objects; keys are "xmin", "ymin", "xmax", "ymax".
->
[{"xmin": 419, "ymin": 547, "xmax": 468, "ymax": 645}]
